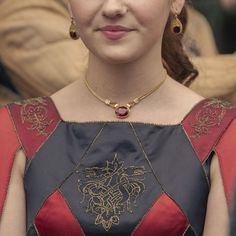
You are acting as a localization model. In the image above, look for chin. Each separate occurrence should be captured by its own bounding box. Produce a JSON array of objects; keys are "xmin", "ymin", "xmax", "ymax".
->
[
  {"xmin": 99, "ymin": 48, "xmax": 143, "ymax": 65},
  {"xmin": 103, "ymin": 56, "xmax": 136, "ymax": 65}
]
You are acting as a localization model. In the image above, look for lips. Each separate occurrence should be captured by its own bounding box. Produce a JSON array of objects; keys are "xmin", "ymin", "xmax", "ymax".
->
[
  {"xmin": 101, "ymin": 30, "xmax": 130, "ymax": 40},
  {"xmin": 99, "ymin": 25, "xmax": 134, "ymax": 32},
  {"xmin": 97, "ymin": 25, "xmax": 135, "ymax": 40}
]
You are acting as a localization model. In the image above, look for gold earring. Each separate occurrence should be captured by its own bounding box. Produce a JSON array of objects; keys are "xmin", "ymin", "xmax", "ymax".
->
[
  {"xmin": 171, "ymin": 14, "xmax": 183, "ymax": 35},
  {"xmin": 69, "ymin": 18, "xmax": 80, "ymax": 40}
]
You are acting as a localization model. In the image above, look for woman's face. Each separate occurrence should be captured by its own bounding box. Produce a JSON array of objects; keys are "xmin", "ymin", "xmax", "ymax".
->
[{"xmin": 68, "ymin": 0, "xmax": 184, "ymax": 64}]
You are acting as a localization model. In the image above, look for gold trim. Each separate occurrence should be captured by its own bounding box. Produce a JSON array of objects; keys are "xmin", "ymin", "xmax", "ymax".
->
[
  {"xmin": 182, "ymin": 224, "xmax": 198, "ymax": 236},
  {"xmin": 7, "ymin": 99, "xmax": 61, "ymax": 175},
  {"xmin": 129, "ymin": 122, "xmax": 165, "ymax": 190},
  {"xmin": 190, "ymin": 99, "xmax": 236, "ymax": 138},
  {"xmin": 130, "ymin": 123, "xmax": 197, "ymax": 235},
  {"xmin": 23, "ymin": 120, "xmax": 61, "ymax": 176},
  {"xmin": 58, "ymin": 189, "xmax": 86, "ymax": 236},
  {"xmin": 201, "ymin": 114, "xmax": 236, "ymax": 167},
  {"xmin": 33, "ymin": 223, "xmax": 40, "ymax": 236},
  {"xmin": 26, "ymin": 224, "xmax": 40, "ymax": 236},
  {"xmin": 164, "ymin": 192, "xmax": 198, "ymax": 236},
  {"xmin": 15, "ymin": 97, "xmax": 53, "ymax": 136},
  {"xmin": 181, "ymin": 124, "xmax": 210, "ymax": 189},
  {"xmin": 58, "ymin": 123, "xmax": 107, "ymax": 187},
  {"xmin": 182, "ymin": 224, "xmax": 190, "ymax": 236},
  {"xmin": 28, "ymin": 123, "xmax": 107, "ymax": 227},
  {"xmin": 76, "ymin": 153, "xmax": 148, "ymax": 231},
  {"xmin": 131, "ymin": 192, "xmax": 165, "ymax": 236}
]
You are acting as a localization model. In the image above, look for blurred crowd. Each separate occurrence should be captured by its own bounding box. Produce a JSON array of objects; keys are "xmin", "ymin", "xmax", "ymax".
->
[
  {"xmin": 0, "ymin": 0, "xmax": 235, "ymax": 105},
  {"xmin": 193, "ymin": 0, "xmax": 236, "ymax": 53}
]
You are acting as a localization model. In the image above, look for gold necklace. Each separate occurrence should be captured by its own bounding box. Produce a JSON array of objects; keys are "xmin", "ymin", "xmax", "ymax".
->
[{"xmin": 84, "ymin": 70, "xmax": 167, "ymax": 119}]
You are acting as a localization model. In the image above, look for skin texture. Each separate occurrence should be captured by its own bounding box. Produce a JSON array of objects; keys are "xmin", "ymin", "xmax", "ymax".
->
[{"xmin": 0, "ymin": 0, "xmax": 230, "ymax": 235}]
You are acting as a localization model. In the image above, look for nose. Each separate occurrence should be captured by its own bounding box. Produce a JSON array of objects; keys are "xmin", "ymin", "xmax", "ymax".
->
[{"xmin": 102, "ymin": 0, "xmax": 128, "ymax": 19}]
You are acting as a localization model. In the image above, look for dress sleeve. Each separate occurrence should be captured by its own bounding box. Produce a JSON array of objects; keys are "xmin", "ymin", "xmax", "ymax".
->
[
  {"xmin": 215, "ymin": 117, "xmax": 236, "ymax": 210},
  {"xmin": 0, "ymin": 106, "xmax": 21, "ymax": 219}
]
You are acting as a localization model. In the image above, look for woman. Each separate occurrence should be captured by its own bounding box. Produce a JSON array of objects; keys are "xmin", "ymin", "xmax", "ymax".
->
[{"xmin": 0, "ymin": 0, "xmax": 235, "ymax": 235}]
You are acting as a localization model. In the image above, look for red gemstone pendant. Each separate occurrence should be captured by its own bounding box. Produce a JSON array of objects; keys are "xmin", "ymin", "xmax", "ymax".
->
[{"xmin": 115, "ymin": 105, "xmax": 130, "ymax": 119}]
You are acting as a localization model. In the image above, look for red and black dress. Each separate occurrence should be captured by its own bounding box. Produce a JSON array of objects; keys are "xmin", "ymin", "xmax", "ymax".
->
[{"xmin": 0, "ymin": 97, "xmax": 236, "ymax": 236}]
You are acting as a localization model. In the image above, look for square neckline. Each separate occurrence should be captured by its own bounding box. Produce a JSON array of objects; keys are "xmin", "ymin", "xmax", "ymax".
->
[{"xmin": 48, "ymin": 96, "xmax": 207, "ymax": 128}]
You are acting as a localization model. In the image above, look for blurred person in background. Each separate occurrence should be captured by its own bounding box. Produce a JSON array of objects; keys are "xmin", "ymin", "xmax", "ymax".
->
[
  {"xmin": 0, "ymin": 0, "xmax": 88, "ymax": 103},
  {"xmin": 184, "ymin": 5, "xmax": 218, "ymax": 57},
  {"xmin": 221, "ymin": 0, "xmax": 236, "ymax": 12},
  {"xmin": 0, "ymin": 64, "xmax": 20, "ymax": 105},
  {"xmin": 192, "ymin": 0, "xmax": 236, "ymax": 53},
  {"xmin": 187, "ymin": 0, "xmax": 236, "ymax": 104}
]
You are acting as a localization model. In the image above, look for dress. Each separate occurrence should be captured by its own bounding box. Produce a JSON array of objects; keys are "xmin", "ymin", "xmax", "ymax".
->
[{"xmin": 0, "ymin": 96, "xmax": 236, "ymax": 236}]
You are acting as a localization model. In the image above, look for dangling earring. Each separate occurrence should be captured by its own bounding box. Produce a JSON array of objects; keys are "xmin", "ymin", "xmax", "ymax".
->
[
  {"xmin": 69, "ymin": 18, "xmax": 80, "ymax": 40},
  {"xmin": 171, "ymin": 14, "xmax": 183, "ymax": 35}
]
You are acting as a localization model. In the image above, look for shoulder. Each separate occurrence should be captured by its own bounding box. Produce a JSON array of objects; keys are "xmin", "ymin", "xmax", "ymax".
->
[
  {"xmin": 182, "ymin": 98, "xmax": 236, "ymax": 149},
  {"xmin": 182, "ymin": 98, "xmax": 236, "ymax": 161},
  {"xmin": 182, "ymin": 98, "xmax": 236, "ymax": 209},
  {"xmin": 214, "ymin": 108, "xmax": 236, "ymax": 209},
  {"xmin": 0, "ymin": 96, "xmax": 61, "ymax": 219},
  {"xmin": 0, "ymin": 96, "xmax": 61, "ymax": 159}
]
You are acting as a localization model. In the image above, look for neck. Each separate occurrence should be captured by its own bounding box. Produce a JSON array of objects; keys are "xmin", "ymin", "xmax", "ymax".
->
[{"xmin": 85, "ymin": 44, "xmax": 168, "ymax": 104}]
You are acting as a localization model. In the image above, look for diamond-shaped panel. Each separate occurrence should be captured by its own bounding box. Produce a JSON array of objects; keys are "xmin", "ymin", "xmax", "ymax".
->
[
  {"xmin": 132, "ymin": 193, "xmax": 189, "ymax": 236},
  {"xmin": 35, "ymin": 190, "xmax": 85, "ymax": 236}
]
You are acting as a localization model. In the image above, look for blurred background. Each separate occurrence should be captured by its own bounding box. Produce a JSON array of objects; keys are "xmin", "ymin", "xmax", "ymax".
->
[
  {"xmin": 0, "ymin": 0, "xmax": 235, "ymax": 105},
  {"xmin": 192, "ymin": 0, "xmax": 236, "ymax": 54}
]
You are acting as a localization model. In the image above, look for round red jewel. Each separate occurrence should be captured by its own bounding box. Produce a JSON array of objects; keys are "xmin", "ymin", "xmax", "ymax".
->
[
  {"xmin": 174, "ymin": 26, "xmax": 181, "ymax": 34},
  {"xmin": 115, "ymin": 106, "xmax": 130, "ymax": 119}
]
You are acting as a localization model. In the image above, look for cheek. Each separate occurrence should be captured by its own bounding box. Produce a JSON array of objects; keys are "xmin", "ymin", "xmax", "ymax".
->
[
  {"xmin": 69, "ymin": 0, "xmax": 99, "ymax": 26},
  {"xmin": 133, "ymin": 3, "xmax": 169, "ymax": 33}
]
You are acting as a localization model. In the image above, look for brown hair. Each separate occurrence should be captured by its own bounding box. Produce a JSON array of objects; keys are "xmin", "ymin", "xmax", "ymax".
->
[{"xmin": 162, "ymin": 4, "xmax": 198, "ymax": 86}]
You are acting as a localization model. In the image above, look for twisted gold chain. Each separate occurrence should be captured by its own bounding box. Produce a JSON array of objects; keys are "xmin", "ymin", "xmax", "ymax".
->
[{"xmin": 84, "ymin": 70, "xmax": 167, "ymax": 119}]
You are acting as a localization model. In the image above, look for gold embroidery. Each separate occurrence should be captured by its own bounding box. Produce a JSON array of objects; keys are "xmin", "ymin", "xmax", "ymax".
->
[
  {"xmin": 15, "ymin": 97, "xmax": 53, "ymax": 136},
  {"xmin": 76, "ymin": 153, "xmax": 147, "ymax": 232},
  {"xmin": 190, "ymin": 99, "xmax": 236, "ymax": 138}
]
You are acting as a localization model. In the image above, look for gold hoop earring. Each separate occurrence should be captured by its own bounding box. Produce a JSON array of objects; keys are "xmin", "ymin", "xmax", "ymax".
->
[
  {"xmin": 69, "ymin": 18, "xmax": 80, "ymax": 40},
  {"xmin": 171, "ymin": 14, "xmax": 183, "ymax": 35}
]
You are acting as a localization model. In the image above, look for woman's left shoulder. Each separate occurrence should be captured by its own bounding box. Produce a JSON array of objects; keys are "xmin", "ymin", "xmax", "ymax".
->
[
  {"xmin": 182, "ymin": 98, "xmax": 236, "ymax": 147},
  {"xmin": 212, "ymin": 100, "xmax": 236, "ymax": 209},
  {"xmin": 182, "ymin": 98, "xmax": 236, "ymax": 209},
  {"xmin": 182, "ymin": 98, "xmax": 236, "ymax": 160}
]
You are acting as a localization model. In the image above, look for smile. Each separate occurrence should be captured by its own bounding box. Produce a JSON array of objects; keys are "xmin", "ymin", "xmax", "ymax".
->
[{"xmin": 100, "ymin": 30, "xmax": 133, "ymax": 40}]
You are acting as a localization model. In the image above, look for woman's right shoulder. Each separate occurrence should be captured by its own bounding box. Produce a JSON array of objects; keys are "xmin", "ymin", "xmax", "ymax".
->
[
  {"xmin": 0, "ymin": 96, "xmax": 62, "ymax": 158},
  {"xmin": 0, "ymin": 97, "xmax": 45, "ymax": 139},
  {"xmin": 0, "ymin": 96, "xmax": 61, "ymax": 221}
]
